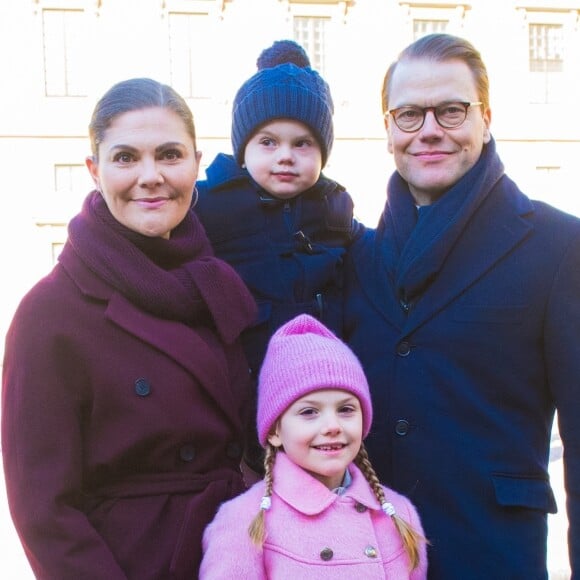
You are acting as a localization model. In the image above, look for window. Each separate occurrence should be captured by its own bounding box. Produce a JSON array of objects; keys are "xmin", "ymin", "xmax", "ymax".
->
[
  {"xmin": 400, "ymin": 2, "xmax": 469, "ymax": 38},
  {"xmin": 35, "ymin": 223, "xmax": 68, "ymax": 269},
  {"xmin": 529, "ymin": 23, "xmax": 563, "ymax": 73},
  {"xmin": 293, "ymin": 16, "xmax": 330, "ymax": 73},
  {"xmin": 288, "ymin": 0, "xmax": 349, "ymax": 76},
  {"xmin": 168, "ymin": 12, "xmax": 212, "ymax": 99},
  {"xmin": 413, "ymin": 19, "xmax": 448, "ymax": 39},
  {"xmin": 35, "ymin": 164, "xmax": 93, "ymax": 222},
  {"xmin": 55, "ymin": 163, "xmax": 90, "ymax": 201},
  {"xmin": 55, "ymin": 163, "xmax": 87, "ymax": 192},
  {"xmin": 52, "ymin": 241, "xmax": 65, "ymax": 264},
  {"xmin": 42, "ymin": 8, "xmax": 86, "ymax": 97},
  {"xmin": 528, "ymin": 22, "xmax": 564, "ymax": 103}
]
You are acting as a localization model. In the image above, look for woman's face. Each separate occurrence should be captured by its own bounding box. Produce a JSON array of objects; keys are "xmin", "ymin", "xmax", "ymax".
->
[{"xmin": 86, "ymin": 107, "xmax": 201, "ymax": 239}]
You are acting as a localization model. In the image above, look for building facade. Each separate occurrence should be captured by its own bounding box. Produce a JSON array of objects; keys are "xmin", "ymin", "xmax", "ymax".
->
[{"xmin": 2, "ymin": 0, "xmax": 580, "ymax": 340}]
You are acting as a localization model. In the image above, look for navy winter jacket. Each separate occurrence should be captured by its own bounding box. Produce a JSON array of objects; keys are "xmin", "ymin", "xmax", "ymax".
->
[{"xmin": 196, "ymin": 153, "xmax": 360, "ymax": 374}]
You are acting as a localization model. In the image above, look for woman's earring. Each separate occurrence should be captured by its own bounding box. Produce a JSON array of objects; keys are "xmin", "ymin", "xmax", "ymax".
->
[{"xmin": 192, "ymin": 186, "xmax": 199, "ymax": 208}]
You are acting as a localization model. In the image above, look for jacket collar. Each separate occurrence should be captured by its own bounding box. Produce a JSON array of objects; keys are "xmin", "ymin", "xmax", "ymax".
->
[
  {"xmin": 272, "ymin": 451, "xmax": 381, "ymax": 515},
  {"xmin": 204, "ymin": 153, "xmax": 249, "ymax": 189}
]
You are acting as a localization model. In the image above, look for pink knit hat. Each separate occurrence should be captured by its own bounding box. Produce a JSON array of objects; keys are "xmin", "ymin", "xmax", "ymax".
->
[{"xmin": 257, "ymin": 314, "xmax": 373, "ymax": 446}]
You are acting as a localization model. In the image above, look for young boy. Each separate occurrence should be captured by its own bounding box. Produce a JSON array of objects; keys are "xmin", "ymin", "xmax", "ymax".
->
[{"xmin": 195, "ymin": 40, "xmax": 360, "ymax": 379}]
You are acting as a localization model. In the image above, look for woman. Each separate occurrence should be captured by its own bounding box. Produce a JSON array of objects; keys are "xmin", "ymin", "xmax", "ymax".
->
[{"xmin": 1, "ymin": 78, "xmax": 257, "ymax": 579}]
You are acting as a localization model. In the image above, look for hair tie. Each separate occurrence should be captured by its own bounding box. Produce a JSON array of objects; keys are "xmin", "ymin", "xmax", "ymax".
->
[
  {"xmin": 259, "ymin": 496, "xmax": 271, "ymax": 511},
  {"xmin": 381, "ymin": 501, "xmax": 396, "ymax": 517}
]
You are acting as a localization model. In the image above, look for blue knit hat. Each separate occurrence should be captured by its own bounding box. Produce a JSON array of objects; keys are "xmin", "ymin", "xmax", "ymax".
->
[{"xmin": 231, "ymin": 40, "xmax": 334, "ymax": 167}]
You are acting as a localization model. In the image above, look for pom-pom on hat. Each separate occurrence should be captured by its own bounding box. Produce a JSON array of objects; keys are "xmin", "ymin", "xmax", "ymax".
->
[
  {"xmin": 231, "ymin": 39, "xmax": 334, "ymax": 167},
  {"xmin": 257, "ymin": 314, "xmax": 373, "ymax": 446},
  {"xmin": 256, "ymin": 39, "xmax": 310, "ymax": 70}
]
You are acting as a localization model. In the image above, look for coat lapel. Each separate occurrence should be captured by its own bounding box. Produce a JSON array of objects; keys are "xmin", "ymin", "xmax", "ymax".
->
[
  {"xmin": 59, "ymin": 238, "xmax": 244, "ymax": 429},
  {"xmin": 349, "ymin": 228, "xmax": 407, "ymax": 330},
  {"xmin": 105, "ymin": 292, "xmax": 242, "ymax": 429},
  {"xmin": 352, "ymin": 177, "xmax": 535, "ymax": 336},
  {"xmin": 402, "ymin": 177, "xmax": 535, "ymax": 334}
]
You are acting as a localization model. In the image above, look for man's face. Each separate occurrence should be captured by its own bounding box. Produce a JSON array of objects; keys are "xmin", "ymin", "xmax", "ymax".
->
[{"xmin": 385, "ymin": 58, "xmax": 491, "ymax": 205}]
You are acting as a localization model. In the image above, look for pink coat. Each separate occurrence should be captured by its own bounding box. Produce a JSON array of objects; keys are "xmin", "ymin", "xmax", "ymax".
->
[{"xmin": 200, "ymin": 452, "xmax": 427, "ymax": 579}]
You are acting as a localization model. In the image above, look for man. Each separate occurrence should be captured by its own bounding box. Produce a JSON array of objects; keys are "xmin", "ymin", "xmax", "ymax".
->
[{"xmin": 345, "ymin": 33, "xmax": 580, "ymax": 579}]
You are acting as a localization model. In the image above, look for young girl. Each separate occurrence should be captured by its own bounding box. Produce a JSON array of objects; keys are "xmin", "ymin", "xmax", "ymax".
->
[{"xmin": 200, "ymin": 314, "xmax": 427, "ymax": 578}]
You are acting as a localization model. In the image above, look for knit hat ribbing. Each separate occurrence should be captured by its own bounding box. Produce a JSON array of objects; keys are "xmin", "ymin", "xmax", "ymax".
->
[
  {"xmin": 257, "ymin": 314, "xmax": 373, "ymax": 446},
  {"xmin": 231, "ymin": 40, "xmax": 334, "ymax": 167}
]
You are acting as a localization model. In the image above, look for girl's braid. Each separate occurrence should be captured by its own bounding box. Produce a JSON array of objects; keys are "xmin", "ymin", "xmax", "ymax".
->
[
  {"xmin": 248, "ymin": 444, "xmax": 278, "ymax": 547},
  {"xmin": 355, "ymin": 444, "xmax": 426, "ymax": 570}
]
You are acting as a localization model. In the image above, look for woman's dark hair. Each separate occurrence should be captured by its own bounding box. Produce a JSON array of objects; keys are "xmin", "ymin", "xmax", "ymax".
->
[
  {"xmin": 381, "ymin": 33, "xmax": 490, "ymax": 115},
  {"xmin": 88, "ymin": 77, "xmax": 197, "ymax": 158}
]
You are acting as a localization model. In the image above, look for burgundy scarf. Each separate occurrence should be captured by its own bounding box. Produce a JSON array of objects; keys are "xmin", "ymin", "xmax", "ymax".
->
[{"xmin": 60, "ymin": 191, "xmax": 257, "ymax": 344}]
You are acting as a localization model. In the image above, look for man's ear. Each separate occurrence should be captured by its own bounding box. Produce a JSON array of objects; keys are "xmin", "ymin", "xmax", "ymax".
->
[
  {"xmin": 384, "ymin": 117, "xmax": 394, "ymax": 154},
  {"xmin": 482, "ymin": 107, "xmax": 492, "ymax": 144}
]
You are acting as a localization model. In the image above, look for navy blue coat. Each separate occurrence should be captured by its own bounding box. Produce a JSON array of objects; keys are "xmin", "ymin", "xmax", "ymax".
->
[
  {"xmin": 195, "ymin": 153, "xmax": 359, "ymax": 374},
  {"xmin": 344, "ymin": 142, "xmax": 580, "ymax": 579}
]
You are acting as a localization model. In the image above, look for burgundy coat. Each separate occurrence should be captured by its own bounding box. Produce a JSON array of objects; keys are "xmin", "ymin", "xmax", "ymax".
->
[{"xmin": 2, "ymin": 249, "xmax": 253, "ymax": 579}]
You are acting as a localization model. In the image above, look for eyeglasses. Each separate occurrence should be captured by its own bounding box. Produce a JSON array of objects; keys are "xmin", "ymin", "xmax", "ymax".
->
[{"xmin": 386, "ymin": 101, "xmax": 483, "ymax": 132}]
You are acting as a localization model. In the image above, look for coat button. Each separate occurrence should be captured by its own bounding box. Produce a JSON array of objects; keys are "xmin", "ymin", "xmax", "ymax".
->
[
  {"xmin": 355, "ymin": 502, "xmax": 367, "ymax": 513},
  {"xmin": 319, "ymin": 547, "xmax": 334, "ymax": 561},
  {"xmin": 396, "ymin": 341, "xmax": 411, "ymax": 356},
  {"xmin": 179, "ymin": 444, "xmax": 196, "ymax": 462},
  {"xmin": 226, "ymin": 442, "xmax": 242, "ymax": 459},
  {"xmin": 364, "ymin": 545, "xmax": 378, "ymax": 558},
  {"xmin": 395, "ymin": 419, "xmax": 410, "ymax": 436},
  {"xmin": 134, "ymin": 378, "xmax": 151, "ymax": 396}
]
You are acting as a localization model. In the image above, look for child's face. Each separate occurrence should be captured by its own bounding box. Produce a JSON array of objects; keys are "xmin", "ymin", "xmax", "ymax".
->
[
  {"xmin": 243, "ymin": 119, "xmax": 323, "ymax": 200},
  {"xmin": 268, "ymin": 389, "xmax": 363, "ymax": 490}
]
